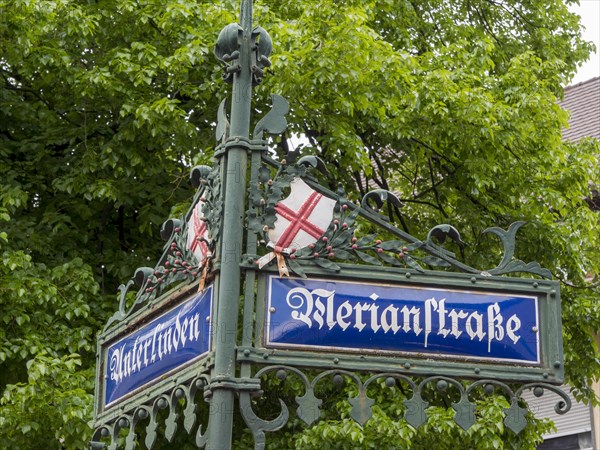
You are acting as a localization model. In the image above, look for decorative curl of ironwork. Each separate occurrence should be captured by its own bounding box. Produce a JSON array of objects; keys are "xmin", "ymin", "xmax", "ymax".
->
[
  {"xmin": 253, "ymin": 94, "xmax": 289, "ymax": 140},
  {"xmin": 361, "ymin": 189, "xmax": 403, "ymax": 219},
  {"xmin": 215, "ymin": 99, "xmax": 230, "ymax": 144},
  {"xmin": 91, "ymin": 375, "xmax": 210, "ymax": 450},
  {"xmin": 239, "ymin": 392, "xmax": 289, "ymax": 450},
  {"xmin": 104, "ymin": 165, "xmax": 221, "ymax": 332},
  {"xmin": 482, "ymin": 222, "xmax": 552, "ymax": 278},
  {"xmin": 238, "ymin": 366, "xmax": 572, "ymax": 447}
]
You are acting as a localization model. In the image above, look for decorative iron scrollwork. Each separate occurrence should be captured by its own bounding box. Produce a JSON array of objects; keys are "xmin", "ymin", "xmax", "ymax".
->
[
  {"xmin": 239, "ymin": 393, "xmax": 289, "ymax": 450},
  {"xmin": 361, "ymin": 189, "xmax": 404, "ymax": 219},
  {"xmin": 237, "ymin": 366, "xmax": 572, "ymax": 448},
  {"xmin": 482, "ymin": 222, "xmax": 552, "ymax": 278},
  {"xmin": 91, "ymin": 375, "xmax": 210, "ymax": 450},
  {"xmin": 253, "ymin": 94, "xmax": 289, "ymax": 140},
  {"xmin": 248, "ymin": 155, "xmax": 554, "ymax": 280},
  {"xmin": 215, "ymin": 99, "xmax": 230, "ymax": 144}
]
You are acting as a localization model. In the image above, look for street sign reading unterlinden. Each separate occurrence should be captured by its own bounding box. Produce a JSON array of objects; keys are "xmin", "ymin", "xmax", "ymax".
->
[
  {"xmin": 252, "ymin": 268, "xmax": 564, "ymax": 384},
  {"xmin": 97, "ymin": 284, "xmax": 213, "ymax": 412}
]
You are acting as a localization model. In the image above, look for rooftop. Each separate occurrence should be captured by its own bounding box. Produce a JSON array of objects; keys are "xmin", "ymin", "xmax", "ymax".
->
[{"xmin": 560, "ymin": 76, "xmax": 600, "ymax": 141}]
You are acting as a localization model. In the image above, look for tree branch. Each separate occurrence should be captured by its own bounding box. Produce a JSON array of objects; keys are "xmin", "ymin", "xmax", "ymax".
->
[{"xmin": 428, "ymin": 157, "xmax": 448, "ymax": 218}]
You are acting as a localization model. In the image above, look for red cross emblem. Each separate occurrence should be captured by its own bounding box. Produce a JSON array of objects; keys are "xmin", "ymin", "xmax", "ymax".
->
[
  {"xmin": 268, "ymin": 178, "xmax": 336, "ymax": 251},
  {"xmin": 186, "ymin": 200, "xmax": 210, "ymax": 263}
]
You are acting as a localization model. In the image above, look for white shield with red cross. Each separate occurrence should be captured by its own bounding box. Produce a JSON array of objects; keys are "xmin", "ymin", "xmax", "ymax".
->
[
  {"xmin": 186, "ymin": 200, "xmax": 210, "ymax": 264},
  {"xmin": 268, "ymin": 178, "xmax": 336, "ymax": 252}
]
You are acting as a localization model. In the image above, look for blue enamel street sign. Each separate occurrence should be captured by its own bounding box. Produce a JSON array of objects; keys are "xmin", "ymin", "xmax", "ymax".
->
[
  {"xmin": 104, "ymin": 286, "xmax": 213, "ymax": 407},
  {"xmin": 266, "ymin": 277, "xmax": 540, "ymax": 364}
]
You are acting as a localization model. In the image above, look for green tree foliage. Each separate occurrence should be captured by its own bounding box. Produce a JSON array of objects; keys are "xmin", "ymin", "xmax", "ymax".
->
[{"xmin": 1, "ymin": 0, "xmax": 598, "ymax": 447}]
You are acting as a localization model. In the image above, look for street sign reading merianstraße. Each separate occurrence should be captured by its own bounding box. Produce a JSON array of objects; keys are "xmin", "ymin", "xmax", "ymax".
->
[
  {"xmin": 103, "ymin": 285, "xmax": 213, "ymax": 407},
  {"xmin": 265, "ymin": 276, "xmax": 541, "ymax": 364}
]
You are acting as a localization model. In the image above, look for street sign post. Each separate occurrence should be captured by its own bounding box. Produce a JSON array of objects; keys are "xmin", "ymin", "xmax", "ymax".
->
[{"xmin": 91, "ymin": 1, "xmax": 571, "ymax": 448}]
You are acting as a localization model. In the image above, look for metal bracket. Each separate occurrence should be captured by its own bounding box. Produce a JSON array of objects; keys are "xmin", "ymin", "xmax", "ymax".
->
[
  {"xmin": 205, "ymin": 376, "xmax": 262, "ymax": 399},
  {"xmin": 214, "ymin": 137, "xmax": 268, "ymax": 158}
]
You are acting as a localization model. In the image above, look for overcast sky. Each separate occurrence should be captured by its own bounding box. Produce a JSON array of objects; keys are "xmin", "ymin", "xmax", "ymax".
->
[{"xmin": 569, "ymin": 0, "xmax": 600, "ymax": 85}]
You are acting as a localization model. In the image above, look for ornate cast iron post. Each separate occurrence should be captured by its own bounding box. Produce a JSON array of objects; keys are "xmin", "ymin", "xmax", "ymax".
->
[
  {"xmin": 208, "ymin": 1, "xmax": 253, "ymax": 448},
  {"xmin": 209, "ymin": 0, "xmax": 276, "ymax": 447}
]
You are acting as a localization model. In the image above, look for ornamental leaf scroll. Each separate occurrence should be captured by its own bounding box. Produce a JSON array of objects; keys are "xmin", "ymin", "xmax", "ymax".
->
[{"xmin": 249, "ymin": 155, "xmax": 554, "ymax": 280}]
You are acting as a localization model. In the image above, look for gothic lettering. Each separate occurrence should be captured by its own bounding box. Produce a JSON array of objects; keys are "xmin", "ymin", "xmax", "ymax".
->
[
  {"xmin": 284, "ymin": 288, "xmax": 524, "ymax": 354},
  {"xmin": 107, "ymin": 294, "xmax": 210, "ymax": 390}
]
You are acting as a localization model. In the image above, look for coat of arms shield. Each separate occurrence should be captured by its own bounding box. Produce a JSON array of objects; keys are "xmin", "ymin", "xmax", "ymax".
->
[{"xmin": 258, "ymin": 178, "xmax": 336, "ymax": 274}]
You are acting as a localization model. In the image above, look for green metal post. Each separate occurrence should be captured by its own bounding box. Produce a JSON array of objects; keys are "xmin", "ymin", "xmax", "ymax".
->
[{"xmin": 208, "ymin": 1, "xmax": 253, "ymax": 449}]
